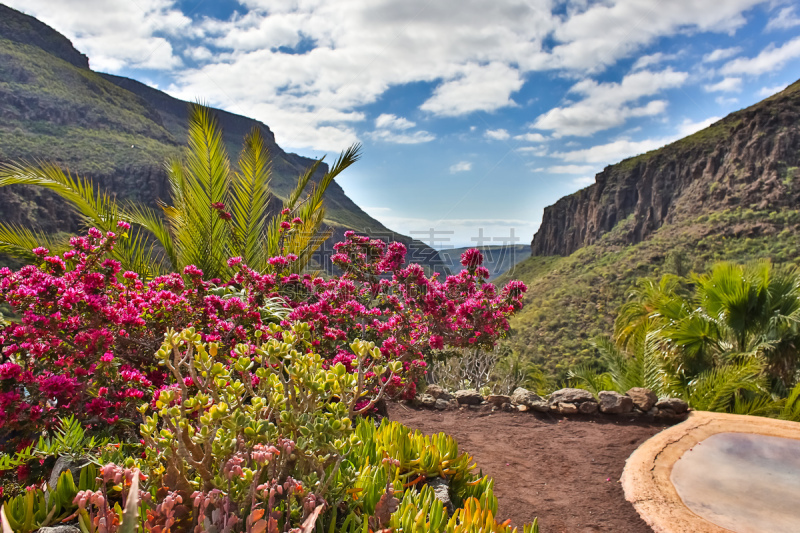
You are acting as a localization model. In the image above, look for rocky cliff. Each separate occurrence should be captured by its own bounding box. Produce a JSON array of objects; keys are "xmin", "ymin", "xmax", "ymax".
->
[{"xmin": 531, "ymin": 80, "xmax": 800, "ymax": 256}]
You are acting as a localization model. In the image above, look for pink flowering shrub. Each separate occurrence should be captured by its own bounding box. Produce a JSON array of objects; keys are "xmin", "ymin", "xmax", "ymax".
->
[{"xmin": 0, "ymin": 226, "xmax": 526, "ymax": 447}]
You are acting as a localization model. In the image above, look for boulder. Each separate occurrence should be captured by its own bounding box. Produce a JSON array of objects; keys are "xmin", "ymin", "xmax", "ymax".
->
[
  {"xmin": 557, "ymin": 402, "xmax": 579, "ymax": 414},
  {"xmin": 454, "ymin": 389, "xmax": 483, "ymax": 405},
  {"xmin": 414, "ymin": 394, "xmax": 437, "ymax": 409},
  {"xmin": 549, "ymin": 388, "xmax": 595, "ymax": 405},
  {"xmin": 425, "ymin": 384, "xmax": 454, "ymax": 401},
  {"xmin": 486, "ymin": 394, "xmax": 511, "ymax": 406},
  {"xmin": 578, "ymin": 401, "xmax": 599, "ymax": 414},
  {"xmin": 38, "ymin": 527, "xmax": 81, "ymax": 533},
  {"xmin": 434, "ymin": 399, "xmax": 456, "ymax": 410},
  {"xmin": 426, "ymin": 477, "xmax": 454, "ymax": 515},
  {"xmin": 501, "ymin": 402, "xmax": 516, "ymax": 412},
  {"xmin": 511, "ymin": 388, "xmax": 550, "ymax": 412},
  {"xmin": 655, "ymin": 397, "xmax": 689, "ymax": 414},
  {"xmin": 48, "ymin": 457, "xmax": 85, "ymax": 495},
  {"xmin": 598, "ymin": 391, "xmax": 634, "ymax": 414},
  {"xmin": 517, "ymin": 404, "xmax": 529, "ymax": 412},
  {"xmin": 626, "ymin": 387, "xmax": 658, "ymax": 411}
]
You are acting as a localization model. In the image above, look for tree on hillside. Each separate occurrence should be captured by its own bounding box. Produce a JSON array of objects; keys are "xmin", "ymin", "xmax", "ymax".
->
[
  {"xmin": 0, "ymin": 104, "xmax": 360, "ymax": 280},
  {"xmin": 570, "ymin": 260, "xmax": 800, "ymax": 419}
]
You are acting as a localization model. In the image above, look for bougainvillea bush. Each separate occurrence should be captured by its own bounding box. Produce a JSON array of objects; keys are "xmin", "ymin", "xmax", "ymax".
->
[
  {"xmin": 0, "ymin": 226, "xmax": 525, "ymax": 449},
  {"xmin": 0, "ymin": 225, "xmax": 533, "ymax": 532}
]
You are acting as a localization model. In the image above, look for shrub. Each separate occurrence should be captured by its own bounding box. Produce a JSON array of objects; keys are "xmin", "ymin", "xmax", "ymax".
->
[{"xmin": 0, "ymin": 228, "xmax": 525, "ymax": 452}]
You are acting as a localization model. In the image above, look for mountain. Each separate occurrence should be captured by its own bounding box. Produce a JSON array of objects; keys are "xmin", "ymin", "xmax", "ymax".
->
[
  {"xmin": 439, "ymin": 244, "xmax": 529, "ymax": 281},
  {"xmin": 503, "ymin": 81, "xmax": 800, "ymax": 379},
  {"xmin": 0, "ymin": 4, "xmax": 445, "ymax": 271}
]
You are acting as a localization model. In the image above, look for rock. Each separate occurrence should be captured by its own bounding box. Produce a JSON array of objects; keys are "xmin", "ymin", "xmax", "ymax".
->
[
  {"xmin": 511, "ymin": 387, "xmax": 540, "ymax": 404},
  {"xmin": 425, "ymin": 384, "xmax": 454, "ymax": 401},
  {"xmin": 598, "ymin": 391, "xmax": 634, "ymax": 414},
  {"xmin": 655, "ymin": 397, "xmax": 689, "ymax": 414},
  {"xmin": 415, "ymin": 394, "xmax": 437, "ymax": 409},
  {"xmin": 626, "ymin": 388, "xmax": 658, "ymax": 411},
  {"xmin": 578, "ymin": 401, "xmax": 599, "ymax": 414},
  {"xmin": 549, "ymin": 388, "xmax": 595, "ymax": 405},
  {"xmin": 501, "ymin": 402, "xmax": 516, "ymax": 412},
  {"xmin": 454, "ymin": 389, "xmax": 483, "ymax": 405},
  {"xmin": 517, "ymin": 404, "xmax": 528, "ymax": 412},
  {"xmin": 646, "ymin": 407, "xmax": 659, "ymax": 416},
  {"xmin": 557, "ymin": 402, "xmax": 579, "ymax": 414},
  {"xmin": 656, "ymin": 408, "xmax": 678, "ymax": 420},
  {"xmin": 38, "ymin": 527, "xmax": 81, "ymax": 533},
  {"xmin": 510, "ymin": 388, "xmax": 550, "ymax": 412},
  {"xmin": 48, "ymin": 457, "xmax": 85, "ymax": 494},
  {"xmin": 486, "ymin": 394, "xmax": 511, "ymax": 406},
  {"xmin": 434, "ymin": 399, "xmax": 455, "ymax": 410},
  {"xmin": 427, "ymin": 477, "xmax": 454, "ymax": 515}
]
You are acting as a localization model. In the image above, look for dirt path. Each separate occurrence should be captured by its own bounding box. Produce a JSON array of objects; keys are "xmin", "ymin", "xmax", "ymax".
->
[{"xmin": 388, "ymin": 402, "xmax": 670, "ymax": 533}]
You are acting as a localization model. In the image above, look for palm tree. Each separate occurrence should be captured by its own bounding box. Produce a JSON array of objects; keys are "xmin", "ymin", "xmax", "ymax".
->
[
  {"xmin": 0, "ymin": 104, "xmax": 360, "ymax": 279},
  {"xmin": 571, "ymin": 260, "xmax": 800, "ymax": 417}
]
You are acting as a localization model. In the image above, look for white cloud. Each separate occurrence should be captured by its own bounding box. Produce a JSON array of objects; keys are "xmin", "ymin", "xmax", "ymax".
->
[
  {"xmin": 632, "ymin": 52, "xmax": 678, "ymax": 70},
  {"xmin": 547, "ymin": 164, "xmax": 597, "ymax": 174},
  {"xmin": 186, "ymin": 46, "xmax": 213, "ymax": 62},
  {"xmin": 3, "ymin": 0, "xmax": 778, "ymax": 151},
  {"xmin": 571, "ymin": 176, "xmax": 595, "ymax": 187},
  {"xmin": 420, "ymin": 63, "xmax": 524, "ymax": 117},
  {"xmin": 546, "ymin": 0, "xmax": 763, "ymax": 72},
  {"xmin": 721, "ymin": 36, "xmax": 800, "ymax": 76},
  {"xmin": 516, "ymin": 146, "xmax": 548, "ymax": 156},
  {"xmin": 370, "ymin": 113, "xmax": 433, "ymax": 144},
  {"xmin": 704, "ymin": 77, "xmax": 742, "ymax": 92},
  {"xmin": 758, "ymin": 83, "xmax": 789, "ymax": 97},
  {"xmin": 554, "ymin": 114, "xmax": 722, "ymax": 165},
  {"xmin": 715, "ymin": 96, "xmax": 739, "ymax": 106},
  {"xmin": 369, "ymin": 129, "xmax": 436, "ymax": 144},
  {"xmin": 703, "ymin": 47, "xmax": 742, "ymax": 62},
  {"xmin": 766, "ymin": 6, "xmax": 800, "ymax": 31},
  {"xmin": 485, "ymin": 129, "xmax": 511, "ymax": 141},
  {"xmin": 375, "ymin": 114, "xmax": 415, "ymax": 130},
  {"xmin": 533, "ymin": 68, "xmax": 687, "ymax": 136},
  {"xmin": 554, "ymin": 138, "xmax": 668, "ymax": 164},
  {"xmin": 449, "ymin": 161, "xmax": 473, "ymax": 173},
  {"xmin": 513, "ymin": 132, "xmax": 548, "ymax": 142}
]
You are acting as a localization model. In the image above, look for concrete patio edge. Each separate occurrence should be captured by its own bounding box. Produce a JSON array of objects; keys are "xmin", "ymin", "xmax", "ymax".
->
[{"xmin": 620, "ymin": 411, "xmax": 800, "ymax": 533}]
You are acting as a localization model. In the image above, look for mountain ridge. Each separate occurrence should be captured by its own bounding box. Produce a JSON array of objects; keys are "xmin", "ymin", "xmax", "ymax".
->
[
  {"xmin": 531, "ymin": 80, "xmax": 800, "ymax": 257},
  {"xmin": 0, "ymin": 3, "xmax": 445, "ymax": 271}
]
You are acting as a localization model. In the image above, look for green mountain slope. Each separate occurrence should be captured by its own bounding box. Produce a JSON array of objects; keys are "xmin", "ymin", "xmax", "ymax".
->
[
  {"xmin": 502, "ymin": 81, "xmax": 800, "ymax": 379},
  {"xmin": 0, "ymin": 4, "xmax": 444, "ymax": 270}
]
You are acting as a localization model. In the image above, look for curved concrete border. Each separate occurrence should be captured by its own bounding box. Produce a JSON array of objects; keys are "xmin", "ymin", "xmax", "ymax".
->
[{"xmin": 620, "ymin": 411, "xmax": 800, "ymax": 533}]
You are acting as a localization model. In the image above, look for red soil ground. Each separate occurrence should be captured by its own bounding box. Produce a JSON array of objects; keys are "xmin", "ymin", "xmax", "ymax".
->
[{"xmin": 388, "ymin": 402, "xmax": 672, "ymax": 533}]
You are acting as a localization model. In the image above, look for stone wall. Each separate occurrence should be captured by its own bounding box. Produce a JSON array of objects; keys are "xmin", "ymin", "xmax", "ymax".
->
[{"xmin": 413, "ymin": 385, "xmax": 689, "ymax": 421}]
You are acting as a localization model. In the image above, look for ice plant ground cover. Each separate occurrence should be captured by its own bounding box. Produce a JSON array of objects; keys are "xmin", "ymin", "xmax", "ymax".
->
[{"xmin": 0, "ymin": 226, "xmax": 534, "ymax": 532}]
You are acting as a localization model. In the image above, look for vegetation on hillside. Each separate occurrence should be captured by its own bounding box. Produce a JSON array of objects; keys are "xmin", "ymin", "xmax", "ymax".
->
[
  {"xmin": 500, "ymin": 208, "xmax": 800, "ymax": 380},
  {"xmin": 569, "ymin": 261, "xmax": 800, "ymax": 420}
]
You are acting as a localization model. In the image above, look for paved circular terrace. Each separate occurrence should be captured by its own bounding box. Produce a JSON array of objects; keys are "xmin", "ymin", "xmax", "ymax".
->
[{"xmin": 621, "ymin": 411, "xmax": 800, "ymax": 533}]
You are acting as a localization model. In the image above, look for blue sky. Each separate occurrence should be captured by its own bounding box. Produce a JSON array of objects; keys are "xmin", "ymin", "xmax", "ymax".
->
[{"xmin": 7, "ymin": 0, "xmax": 800, "ymax": 247}]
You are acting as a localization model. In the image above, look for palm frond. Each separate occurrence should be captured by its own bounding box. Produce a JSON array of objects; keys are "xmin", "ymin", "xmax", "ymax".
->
[
  {"xmin": 567, "ymin": 365, "xmax": 613, "ymax": 395},
  {"xmin": 0, "ymin": 223, "xmax": 71, "ymax": 262},
  {"xmin": 229, "ymin": 127, "xmax": 272, "ymax": 270}
]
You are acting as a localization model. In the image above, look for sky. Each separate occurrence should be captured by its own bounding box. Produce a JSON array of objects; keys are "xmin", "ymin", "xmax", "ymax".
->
[{"xmin": 6, "ymin": 0, "xmax": 800, "ymax": 247}]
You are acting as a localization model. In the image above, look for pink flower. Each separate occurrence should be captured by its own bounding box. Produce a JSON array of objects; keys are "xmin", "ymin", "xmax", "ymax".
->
[
  {"xmin": 117, "ymin": 221, "xmax": 131, "ymax": 230},
  {"xmin": 460, "ymin": 248, "xmax": 483, "ymax": 268}
]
